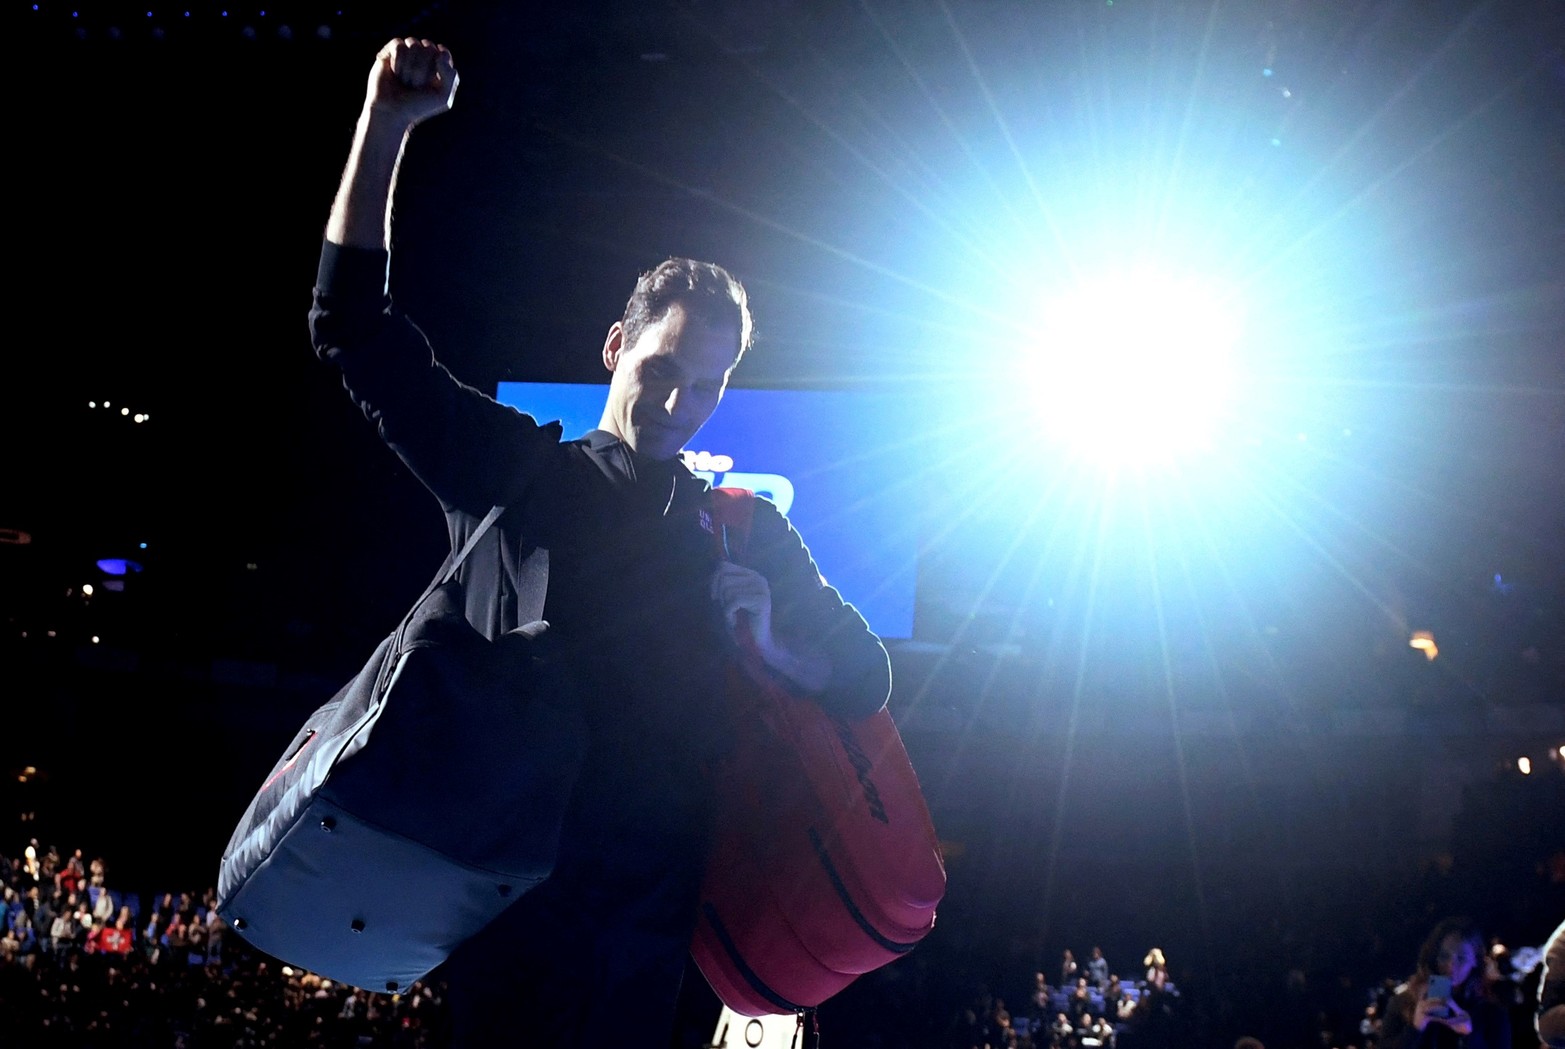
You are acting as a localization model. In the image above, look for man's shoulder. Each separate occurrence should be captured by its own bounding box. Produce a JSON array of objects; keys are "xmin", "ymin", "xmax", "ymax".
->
[{"xmin": 734, "ymin": 489, "xmax": 789, "ymax": 525}]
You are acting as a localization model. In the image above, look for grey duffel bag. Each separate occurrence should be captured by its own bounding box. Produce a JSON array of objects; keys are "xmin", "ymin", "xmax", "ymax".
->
[{"xmin": 216, "ymin": 506, "xmax": 585, "ymax": 993}]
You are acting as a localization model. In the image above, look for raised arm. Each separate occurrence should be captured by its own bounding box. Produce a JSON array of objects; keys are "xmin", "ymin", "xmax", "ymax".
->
[
  {"xmin": 326, "ymin": 38, "xmax": 459, "ymax": 249},
  {"xmin": 310, "ymin": 38, "xmax": 567, "ymax": 519}
]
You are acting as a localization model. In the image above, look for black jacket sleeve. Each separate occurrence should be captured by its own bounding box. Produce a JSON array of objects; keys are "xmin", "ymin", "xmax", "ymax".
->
[
  {"xmin": 307, "ymin": 241, "xmax": 563, "ymax": 518},
  {"xmin": 744, "ymin": 496, "xmax": 891, "ymax": 720}
]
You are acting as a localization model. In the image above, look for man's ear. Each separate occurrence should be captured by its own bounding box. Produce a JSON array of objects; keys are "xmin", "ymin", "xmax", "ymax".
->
[{"xmin": 602, "ymin": 322, "xmax": 625, "ymax": 373}]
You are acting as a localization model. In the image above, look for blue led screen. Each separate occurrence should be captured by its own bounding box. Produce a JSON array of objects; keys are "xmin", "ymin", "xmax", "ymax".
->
[{"xmin": 496, "ymin": 382, "xmax": 920, "ymax": 638}]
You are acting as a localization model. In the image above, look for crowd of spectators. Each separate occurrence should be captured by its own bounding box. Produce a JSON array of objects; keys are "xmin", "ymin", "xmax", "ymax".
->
[
  {"xmin": 939, "ymin": 925, "xmax": 1555, "ymax": 1049},
  {"xmin": 947, "ymin": 945, "xmax": 1187, "ymax": 1049},
  {"xmin": 3, "ymin": 836, "xmax": 1557, "ymax": 1048},
  {"xmin": 0, "ymin": 839, "xmax": 450, "ymax": 1047},
  {"xmin": 3, "ymin": 837, "xmax": 1199, "ymax": 1048}
]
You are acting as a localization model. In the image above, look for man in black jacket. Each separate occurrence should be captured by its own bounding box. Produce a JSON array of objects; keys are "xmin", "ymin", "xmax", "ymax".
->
[{"xmin": 309, "ymin": 37, "xmax": 892, "ymax": 1048}]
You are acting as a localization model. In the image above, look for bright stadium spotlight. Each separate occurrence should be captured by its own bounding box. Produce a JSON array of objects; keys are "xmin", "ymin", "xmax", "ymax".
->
[{"xmin": 1024, "ymin": 266, "xmax": 1242, "ymax": 470}]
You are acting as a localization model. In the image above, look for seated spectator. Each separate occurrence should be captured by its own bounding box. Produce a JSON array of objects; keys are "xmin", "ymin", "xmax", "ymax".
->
[
  {"xmin": 205, "ymin": 907, "xmax": 228, "ymax": 965},
  {"xmin": 1143, "ymin": 947, "xmax": 1168, "ymax": 991},
  {"xmin": 0, "ymin": 923, "xmax": 20, "ymax": 965},
  {"xmin": 989, "ymin": 1002, "xmax": 1018, "ymax": 1047},
  {"xmin": 1378, "ymin": 916, "xmax": 1511, "ymax": 1049},
  {"xmin": 1072, "ymin": 976, "xmax": 1092, "ymax": 1016},
  {"xmin": 164, "ymin": 910, "xmax": 191, "ymax": 967},
  {"xmin": 49, "ymin": 905, "xmax": 81, "ymax": 959},
  {"xmin": 99, "ymin": 909, "xmax": 136, "ymax": 956},
  {"xmin": 1050, "ymin": 1010, "xmax": 1075, "ymax": 1047},
  {"xmin": 91, "ymin": 882, "xmax": 117, "ymax": 925},
  {"xmin": 68, "ymin": 902, "xmax": 93, "ymax": 954},
  {"xmin": 151, "ymin": 891, "xmax": 176, "ymax": 925},
  {"xmin": 186, "ymin": 912, "xmax": 208, "ymax": 964},
  {"xmin": 1030, "ymin": 970, "xmax": 1052, "ymax": 1021},
  {"xmin": 88, "ymin": 855, "xmax": 106, "ymax": 889},
  {"xmin": 20, "ymin": 884, "xmax": 42, "ymax": 924},
  {"xmin": 10, "ymin": 906, "xmax": 37, "ymax": 957},
  {"xmin": 57, "ymin": 848, "xmax": 86, "ymax": 896},
  {"xmin": 145, "ymin": 897, "xmax": 174, "ymax": 961},
  {"xmin": 1088, "ymin": 946, "xmax": 1110, "ymax": 989},
  {"xmin": 32, "ymin": 889, "xmax": 58, "ymax": 956},
  {"xmin": 81, "ymin": 911, "xmax": 102, "ymax": 953},
  {"xmin": 40, "ymin": 845, "xmax": 61, "ymax": 886}
]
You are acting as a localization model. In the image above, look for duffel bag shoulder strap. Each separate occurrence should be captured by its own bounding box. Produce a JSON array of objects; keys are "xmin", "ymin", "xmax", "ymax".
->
[
  {"xmin": 441, "ymin": 505, "xmax": 508, "ymax": 589},
  {"xmin": 709, "ymin": 487, "xmax": 757, "ymax": 560},
  {"xmin": 709, "ymin": 487, "xmax": 761, "ymax": 654},
  {"xmin": 389, "ymin": 505, "xmax": 510, "ymax": 651}
]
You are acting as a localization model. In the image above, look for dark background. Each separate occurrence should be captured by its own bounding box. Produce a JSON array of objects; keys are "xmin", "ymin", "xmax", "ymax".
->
[{"xmin": 5, "ymin": 2, "xmax": 1564, "ymax": 1045}]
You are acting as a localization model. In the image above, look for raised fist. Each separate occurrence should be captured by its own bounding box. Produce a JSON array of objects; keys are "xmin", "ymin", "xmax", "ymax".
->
[{"xmin": 365, "ymin": 37, "xmax": 458, "ymax": 128}]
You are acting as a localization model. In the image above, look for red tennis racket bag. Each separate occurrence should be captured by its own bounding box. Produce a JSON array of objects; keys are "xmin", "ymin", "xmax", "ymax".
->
[{"xmin": 690, "ymin": 489, "xmax": 946, "ymax": 1016}]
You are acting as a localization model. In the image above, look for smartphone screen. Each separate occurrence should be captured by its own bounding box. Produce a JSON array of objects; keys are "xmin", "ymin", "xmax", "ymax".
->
[{"xmin": 1426, "ymin": 975, "xmax": 1452, "ymax": 1000}]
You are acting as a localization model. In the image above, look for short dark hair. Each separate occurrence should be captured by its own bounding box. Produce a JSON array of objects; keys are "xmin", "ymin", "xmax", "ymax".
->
[{"xmin": 620, "ymin": 257, "xmax": 753, "ymax": 367}]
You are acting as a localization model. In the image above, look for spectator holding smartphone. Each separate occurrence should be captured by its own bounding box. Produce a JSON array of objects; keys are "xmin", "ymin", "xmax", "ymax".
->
[{"xmin": 1379, "ymin": 917, "xmax": 1512, "ymax": 1048}]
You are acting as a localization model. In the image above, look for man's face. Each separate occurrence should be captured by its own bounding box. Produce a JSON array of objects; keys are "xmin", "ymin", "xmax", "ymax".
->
[{"xmin": 599, "ymin": 301, "xmax": 738, "ymax": 460}]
